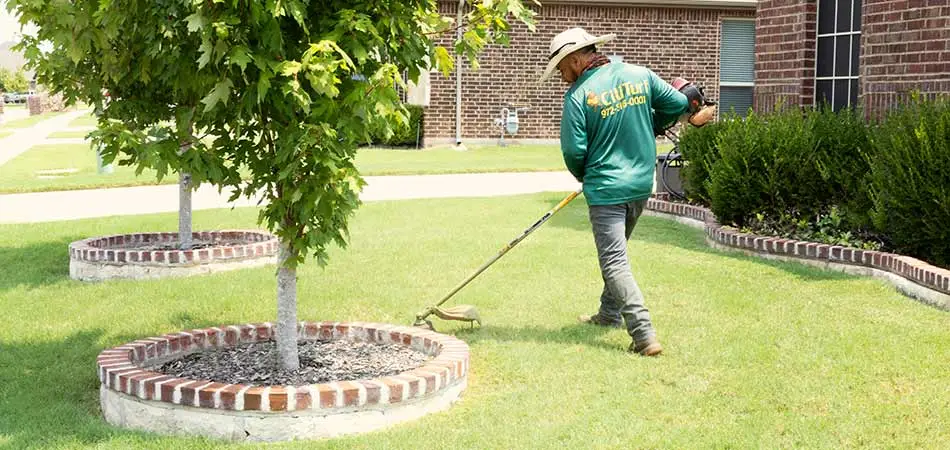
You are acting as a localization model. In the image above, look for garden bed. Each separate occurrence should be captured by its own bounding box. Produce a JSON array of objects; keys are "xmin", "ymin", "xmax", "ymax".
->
[
  {"xmin": 97, "ymin": 322, "xmax": 469, "ymax": 442},
  {"xmin": 69, "ymin": 230, "xmax": 278, "ymax": 281},
  {"xmin": 646, "ymin": 196, "xmax": 950, "ymax": 310}
]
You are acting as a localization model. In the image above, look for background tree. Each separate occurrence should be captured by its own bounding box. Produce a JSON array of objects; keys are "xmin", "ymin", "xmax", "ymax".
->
[
  {"xmin": 10, "ymin": 0, "xmax": 537, "ymax": 371},
  {"xmin": 0, "ymin": 67, "xmax": 30, "ymax": 93},
  {"xmin": 8, "ymin": 0, "xmax": 227, "ymax": 249}
]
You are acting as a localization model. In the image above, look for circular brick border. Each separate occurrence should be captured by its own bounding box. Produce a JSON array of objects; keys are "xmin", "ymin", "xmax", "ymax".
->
[
  {"xmin": 97, "ymin": 321, "xmax": 469, "ymax": 441},
  {"xmin": 69, "ymin": 230, "xmax": 278, "ymax": 281},
  {"xmin": 645, "ymin": 195, "xmax": 950, "ymax": 310}
]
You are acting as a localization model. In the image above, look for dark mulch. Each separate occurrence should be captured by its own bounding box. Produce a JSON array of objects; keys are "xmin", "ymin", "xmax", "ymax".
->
[
  {"xmin": 116, "ymin": 240, "xmax": 246, "ymax": 251},
  {"xmin": 149, "ymin": 340, "xmax": 431, "ymax": 386}
]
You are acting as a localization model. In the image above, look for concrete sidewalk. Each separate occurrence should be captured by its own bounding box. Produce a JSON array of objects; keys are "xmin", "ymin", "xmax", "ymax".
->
[
  {"xmin": 0, "ymin": 109, "xmax": 91, "ymax": 167},
  {"xmin": 0, "ymin": 171, "xmax": 582, "ymax": 224}
]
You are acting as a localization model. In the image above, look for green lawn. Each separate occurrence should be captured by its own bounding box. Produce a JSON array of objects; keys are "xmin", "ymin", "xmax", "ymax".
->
[
  {"xmin": 0, "ymin": 144, "xmax": 165, "ymax": 194},
  {"xmin": 0, "ymin": 130, "xmax": 11, "ymax": 139},
  {"xmin": 355, "ymin": 145, "xmax": 564, "ymax": 175},
  {"xmin": 68, "ymin": 114, "xmax": 98, "ymax": 127},
  {"xmin": 0, "ymin": 111, "xmax": 65, "ymax": 129},
  {"xmin": 48, "ymin": 130, "xmax": 91, "ymax": 139},
  {"xmin": 0, "ymin": 143, "xmax": 675, "ymax": 194},
  {"xmin": 0, "ymin": 194, "xmax": 947, "ymax": 449}
]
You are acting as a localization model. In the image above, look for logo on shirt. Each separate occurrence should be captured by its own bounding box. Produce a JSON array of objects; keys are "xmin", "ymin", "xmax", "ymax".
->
[
  {"xmin": 586, "ymin": 92, "xmax": 601, "ymax": 108},
  {"xmin": 587, "ymin": 80, "xmax": 650, "ymax": 118}
]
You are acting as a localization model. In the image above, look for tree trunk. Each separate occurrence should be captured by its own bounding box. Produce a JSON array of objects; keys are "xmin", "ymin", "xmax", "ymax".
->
[
  {"xmin": 276, "ymin": 241, "xmax": 299, "ymax": 371},
  {"xmin": 178, "ymin": 171, "xmax": 193, "ymax": 250}
]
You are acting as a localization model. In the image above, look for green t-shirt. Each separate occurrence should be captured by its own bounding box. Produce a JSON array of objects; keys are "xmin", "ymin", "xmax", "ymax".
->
[{"xmin": 560, "ymin": 63, "xmax": 689, "ymax": 206}]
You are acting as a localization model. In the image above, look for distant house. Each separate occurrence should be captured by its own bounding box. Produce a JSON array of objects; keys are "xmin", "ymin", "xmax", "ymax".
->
[{"xmin": 413, "ymin": 0, "xmax": 949, "ymax": 145}]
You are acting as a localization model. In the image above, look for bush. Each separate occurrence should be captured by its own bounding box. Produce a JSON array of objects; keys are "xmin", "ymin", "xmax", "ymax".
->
[
  {"xmin": 868, "ymin": 95, "xmax": 950, "ymax": 267},
  {"xmin": 367, "ymin": 104, "xmax": 424, "ymax": 147},
  {"xmin": 708, "ymin": 108, "xmax": 826, "ymax": 226},
  {"xmin": 678, "ymin": 118, "xmax": 728, "ymax": 204},
  {"xmin": 810, "ymin": 106, "xmax": 873, "ymax": 229}
]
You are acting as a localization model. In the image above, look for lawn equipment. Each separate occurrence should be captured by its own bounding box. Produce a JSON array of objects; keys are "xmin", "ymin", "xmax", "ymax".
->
[{"xmin": 412, "ymin": 188, "xmax": 583, "ymax": 331}]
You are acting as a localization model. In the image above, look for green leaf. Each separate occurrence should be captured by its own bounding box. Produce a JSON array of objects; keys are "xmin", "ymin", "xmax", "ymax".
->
[
  {"xmin": 228, "ymin": 46, "xmax": 252, "ymax": 72},
  {"xmin": 277, "ymin": 61, "xmax": 302, "ymax": 76},
  {"xmin": 184, "ymin": 13, "xmax": 207, "ymax": 32},
  {"xmin": 197, "ymin": 39, "xmax": 213, "ymax": 69},
  {"xmin": 200, "ymin": 79, "xmax": 234, "ymax": 112},
  {"xmin": 257, "ymin": 72, "xmax": 272, "ymax": 103}
]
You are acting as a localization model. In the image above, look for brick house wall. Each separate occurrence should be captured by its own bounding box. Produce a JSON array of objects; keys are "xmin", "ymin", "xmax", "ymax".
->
[
  {"xmin": 753, "ymin": 0, "xmax": 817, "ymax": 111},
  {"xmin": 861, "ymin": 0, "xmax": 950, "ymax": 118},
  {"xmin": 423, "ymin": 1, "xmax": 755, "ymax": 144},
  {"xmin": 755, "ymin": 0, "xmax": 950, "ymax": 116}
]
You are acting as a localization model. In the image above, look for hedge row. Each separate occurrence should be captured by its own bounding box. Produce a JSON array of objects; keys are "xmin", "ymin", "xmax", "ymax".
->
[{"xmin": 678, "ymin": 96, "xmax": 950, "ymax": 268}]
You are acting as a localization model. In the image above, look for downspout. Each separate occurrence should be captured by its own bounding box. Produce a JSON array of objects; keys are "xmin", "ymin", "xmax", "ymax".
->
[{"xmin": 454, "ymin": 0, "xmax": 464, "ymax": 148}]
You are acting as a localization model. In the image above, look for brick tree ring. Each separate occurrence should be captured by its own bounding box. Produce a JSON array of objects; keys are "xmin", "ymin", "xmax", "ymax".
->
[
  {"xmin": 68, "ymin": 230, "xmax": 279, "ymax": 281},
  {"xmin": 96, "ymin": 322, "xmax": 470, "ymax": 442}
]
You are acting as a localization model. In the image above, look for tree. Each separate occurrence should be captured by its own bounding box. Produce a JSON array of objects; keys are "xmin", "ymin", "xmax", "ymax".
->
[
  {"xmin": 0, "ymin": 67, "xmax": 30, "ymax": 93},
  {"xmin": 8, "ymin": 0, "xmax": 223, "ymax": 250},
  {"xmin": 11, "ymin": 0, "xmax": 537, "ymax": 371}
]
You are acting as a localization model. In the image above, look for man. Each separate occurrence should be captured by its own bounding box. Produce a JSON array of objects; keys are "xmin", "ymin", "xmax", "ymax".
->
[{"xmin": 540, "ymin": 27, "xmax": 714, "ymax": 356}]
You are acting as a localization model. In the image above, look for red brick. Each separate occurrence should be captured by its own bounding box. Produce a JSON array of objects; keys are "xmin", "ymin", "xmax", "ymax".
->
[
  {"xmin": 338, "ymin": 381, "xmax": 362, "ymax": 406},
  {"xmin": 218, "ymin": 384, "xmax": 245, "ymax": 410},
  {"xmin": 180, "ymin": 381, "xmax": 211, "ymax": 407},
  {"xmin": 269, "ymin": 387, "xmax": 289, "ymax": 411},
  {"xmin": 160, "ymin": 378, "xmax": 191, "ymax": 402},
  {"xmin": 317, "ymin": 384, "xmax": 338, "ymax": 408},
  {"xmin": 359, "ymin": 381, "xmax": 382, "ymax": 404},
  {"xmin": 294, "ymin": 388, "xmax": 313, "ymax": 410},
  {"xmin": 198, "ymin": 382, "xmax": 229, "ymax": 408},
  {"xmin": 243, "ymin": 387, "xmax": 266, "ymax": 411}
]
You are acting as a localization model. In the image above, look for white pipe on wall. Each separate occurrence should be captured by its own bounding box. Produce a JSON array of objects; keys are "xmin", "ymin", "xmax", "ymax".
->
[{"xmin": 455, "ymin": 0, "xmax": 464, "ymax": 147}]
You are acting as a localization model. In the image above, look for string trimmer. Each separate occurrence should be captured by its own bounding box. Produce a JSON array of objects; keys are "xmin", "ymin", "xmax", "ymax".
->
[{"xmin": 412, "ymin": 188, "xmax": 584, "ymax": 331}]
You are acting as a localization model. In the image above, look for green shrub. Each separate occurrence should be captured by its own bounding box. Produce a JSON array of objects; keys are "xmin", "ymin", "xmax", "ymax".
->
[
  {"xmin": 677, "ymin": 119, "xmax": 726, "ymax": 204},
  {"xmin": 708, "ymin": 108, "xmax": 824, "ymax": 226},
  {"xmin": 368, "ymin": 104, "xmax": 424, "ymax": 147},
  {"xmin": 868, "ymin": 95, "xmax": 950, "ymax": 267},
  {"xmin": 810, "ymin": 106, "xmax": 874, "ymax": 229}
]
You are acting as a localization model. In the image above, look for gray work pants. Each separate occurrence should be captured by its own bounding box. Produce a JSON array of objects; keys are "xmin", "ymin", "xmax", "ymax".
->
[{"xmin": 588, "ymin": 200, "xmax": 655, "ymax": 342}]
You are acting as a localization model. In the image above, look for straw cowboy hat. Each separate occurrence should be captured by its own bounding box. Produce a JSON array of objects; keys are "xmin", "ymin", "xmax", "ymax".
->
[{"xmin": 540, "ymin": 27, "xmax": 616, "ymax": 82}]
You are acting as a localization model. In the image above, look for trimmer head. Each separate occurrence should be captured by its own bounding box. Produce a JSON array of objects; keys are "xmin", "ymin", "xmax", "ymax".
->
[{"xmin": 412, "ymin": 305, "xmax": 482, "ymax": 332}]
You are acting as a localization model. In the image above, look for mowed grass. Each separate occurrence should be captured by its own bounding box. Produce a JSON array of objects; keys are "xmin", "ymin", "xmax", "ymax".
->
[
  {"xmin": 0, "ymin": 193, "xmax": 947, "ymax": 449},
  {"xmin": 48, "ymin": 130, "xmax": 92, "ymax": 139},
  {"xmin": 0, "ymin": 144, "xmax": 165, "ymax": 193},
  {"xmin": 68, "ymin": 114, "xmax": 98, "ymax": 128},
  {"xmin": 0, "ymin": 143, "xmax": 675, "ymax": 194},
  {"xmin": 0, "ymin": 111, "xmax": 65, "ymax": 129}
]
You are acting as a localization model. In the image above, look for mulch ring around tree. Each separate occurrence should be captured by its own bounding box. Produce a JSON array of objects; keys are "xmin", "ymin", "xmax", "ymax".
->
[
  {"xmin": 148, "ymin": 340, "xmax": 432, "ymax": 386},
  {"xmin": 114, "ymin": 240, "xmax": 249, "ymax": 251}
]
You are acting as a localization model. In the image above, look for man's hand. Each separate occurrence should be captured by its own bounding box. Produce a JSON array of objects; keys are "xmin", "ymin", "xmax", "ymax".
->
[{"xmin": 688, "ymin": 104, "xmax": 717, "ymax": 127}]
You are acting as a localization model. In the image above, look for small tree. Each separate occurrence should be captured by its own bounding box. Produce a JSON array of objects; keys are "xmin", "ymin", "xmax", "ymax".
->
[
  {"xmin": 12, "ymin": 0, "xmax": 537, "ymax": 370},
  {"xmin": 0, "ymin": 67, "xmax": 30, "ymax": 93},
  {"xmin": 9, "ymin": 0, "xmax": 225, "ymax": 249}
]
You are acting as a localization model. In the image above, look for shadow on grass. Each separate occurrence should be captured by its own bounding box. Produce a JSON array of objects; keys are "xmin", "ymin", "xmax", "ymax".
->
[
  {"xmin": 0, "ymin": 329, "xmax": 161, "ymax": 448},
  {"xmin": 454, "ymin": 323, "xmax": 621, "ymax": 352},
  {"xmin": 0, "ymin": 236, "xmax": 80, "ymax": 292},
  {"xmin": 535, "ymin": 193, "xmax": 856, "ymax": 283}
]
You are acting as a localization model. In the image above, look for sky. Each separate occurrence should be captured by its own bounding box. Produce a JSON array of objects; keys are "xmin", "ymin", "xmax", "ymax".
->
[{"xmin": 0, "ymin": 2, "xmax": 34, "ymax": 44}]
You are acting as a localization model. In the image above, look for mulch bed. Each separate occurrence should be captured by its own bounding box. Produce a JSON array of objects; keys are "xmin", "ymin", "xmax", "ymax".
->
[
  {"xmin": 149, "ymin": 340, "xmax": 431, "ymax": 386},
  {"xmin": 114, "ymin": 241, "xmax": 247, "ymax": 251}
]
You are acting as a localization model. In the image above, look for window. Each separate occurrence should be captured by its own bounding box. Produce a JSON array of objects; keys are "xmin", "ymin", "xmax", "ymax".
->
[
  {"xmin": 815, "ymin": 0, "xmax": 862, "ymax": 110},
  {"xmin": 720, "ymin": 19, "xmax": 755, "ymax": 117}
]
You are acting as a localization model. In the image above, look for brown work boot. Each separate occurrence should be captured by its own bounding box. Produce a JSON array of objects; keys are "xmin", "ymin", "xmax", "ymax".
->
[
  {"xmin": 629, "ymin": 336, "xmax": 663, "ymax": 356},
  {"xmin": 577, "ymin": 313, "xmax": 623, "ymax": 328}
]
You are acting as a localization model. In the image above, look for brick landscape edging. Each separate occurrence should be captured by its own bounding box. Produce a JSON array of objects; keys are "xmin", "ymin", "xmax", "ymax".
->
[
  {"xmin": 97, "ymin": 322, "xmax": 469, "ymax": 413},
  {"xmin": 645, "ymin": 197, "xmax": 950, "ymax": 309},
  {"xmin": 69, "ymin": 230, "xmax": 279, "ymax": 281}
]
